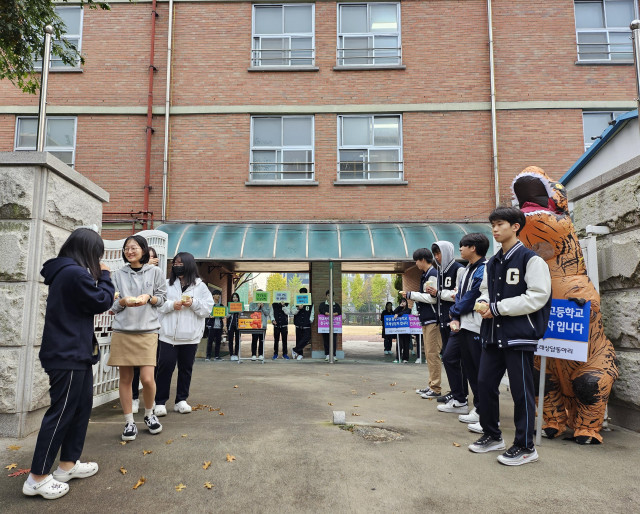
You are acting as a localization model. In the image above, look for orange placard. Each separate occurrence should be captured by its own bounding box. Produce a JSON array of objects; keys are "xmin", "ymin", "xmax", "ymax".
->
[{"xmin": 228, "ymin": 302, "xmax": 243, "ymax": 312}]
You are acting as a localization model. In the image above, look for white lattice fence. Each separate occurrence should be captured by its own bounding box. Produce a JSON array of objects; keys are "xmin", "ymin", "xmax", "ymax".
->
[{"xmin": 91, "ymin": 230, "xmax": 168, "ymax": 407}]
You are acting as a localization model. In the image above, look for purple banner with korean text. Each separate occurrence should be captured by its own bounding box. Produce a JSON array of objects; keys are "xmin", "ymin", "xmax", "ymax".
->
[{"xmin": 318, "ymin": 314, "xmax": 343, "ymax": 333}]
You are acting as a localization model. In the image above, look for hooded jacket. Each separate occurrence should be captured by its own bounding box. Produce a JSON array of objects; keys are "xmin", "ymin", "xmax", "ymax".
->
[
  {"xmin": 110, "ymin": 263, "xmax": 167, "ymax": 333},
  {"xmin": 158, "ymin": 278, "xmax": 214, "ymax": 345},
  {"xmin": 449, "ymin": 257, "xmax": 486, "ymax": 334},
  {"xmin": 39, "ymin": 257, "xmax": 115, "ymax": 370},
  {"xmin": 432, "ymin": 240, "xmax": 464, "ymax": 328}
]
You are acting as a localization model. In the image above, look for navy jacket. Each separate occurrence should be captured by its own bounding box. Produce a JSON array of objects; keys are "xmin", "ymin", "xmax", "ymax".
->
[
  {"xmin": 408, "ymin": 267, "xmax": 438, "ymax": 325},
  {"xmin": 40, "ymin": 257, "xmax": 115, "ymax": 370}
]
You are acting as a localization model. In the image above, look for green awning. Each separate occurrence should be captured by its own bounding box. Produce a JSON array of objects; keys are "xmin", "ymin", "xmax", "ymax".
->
[{"xmin": 156, "ymin": 223, "xmax": 494, "ymax": 262}]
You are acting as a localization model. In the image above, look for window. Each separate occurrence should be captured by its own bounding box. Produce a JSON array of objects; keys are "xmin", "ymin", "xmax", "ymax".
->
[
  {"xmin": 250, "ymin": 116, "xmax": 314, "ymax": 181},
  {"xmin": 582, "ymin": 111, "xmax": 625, "ymax": 150},
  {"xmin": 575, "ymin": 0, "xmax": 637, "ymax": 61},
  {"xmin": 14, "ymin": 116, "xmax": 78, "ymax": 166},
  {"xmin": 35, "ymin": 6, "xmax": 84, "ymax": 69},
  {"xmin": 252, "ymin": 4, "xmax": 314, "ymax": 67},
  {"xmin": 337, "ymin": 3, "xmax": 401, "ymax": 66},
  {"xmin": 338, "ymin": 115, "xmax": 402, "ymax": 181}
]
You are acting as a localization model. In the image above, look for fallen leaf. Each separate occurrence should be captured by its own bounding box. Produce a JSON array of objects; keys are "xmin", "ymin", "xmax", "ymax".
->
[
  {"xmin": 5, "ymin": 463, "xmax": 17, "ymax": 470},
  {"xmin": 402, "ymin": 391, "xmax": 406, "ymax": 393},
  {"xmin": 133, "ymin": 477, "xmax": 146, "ymax": 490},
  {"xmin": 211, "ymin": 407, "xmax": 221, "ymax": 412},
  {"xmin": 6, "ymin": 445, "xmax": 21, "ymax": 451},
  {"xmin": 375, "ymin": 420, "xmax": 385, "ymax": 423},
  {"xmin": 219, "ymin": 412, "xmax": 224, "ymax": 416},
  {"xmin": 175, "ymin": 483, "xmax": 187, "ymax": 491},
  {"xmin": 204, "ymin": 481, "xmax": 214, "ymax": 489},
  {"xmin": 203, "ymin": 461, "xmax": 211, "ymax": 470},
  {"xmin": 7, "ymin": 468, "xmax": 30, "ymax": 477},
  {"xmin": 370, "ymin": 392, "xmax": 377, "ymax": 395},
  {"xmin": 112, "ymin": 405, "xmax": 118, "ymax": 409},
  {"xmin": 390, "ymin": 382, "xmax": 397, "ymax": 386},
  {"xmin": 325, "ymin": 374, "xmax": 330, "ymax": 376},
  {"xmin": 353, "ymin": 405, "xmax": 360, "ymax": 407},
  {"xmin": 143, "ymin": 450, "xmax": 153, "ymax": 456},
  {"xmin": 226, "ymin": 454, "xmax": 236, "ymax": 462},
  {"xmin": 453, "ymin": 442, "xmax": 461, "ymax": 447},
  {"xmin": 328, "ymin": 403, "xmax": 333, "ymax": 406},
  {"xmin": 120, "ymin": 441, "xmax": 127, "ymax": 445},
  {"xmin": 351, "ymin": 413, "xmax": 360, "ymax": 416},
  {"xmin": 233, "ymin": 385, "xmax": 238, "ymax": 388},
  {"xmin": 181, "ymin": 434, "xmax": 188, "ymax": 438},
  {"xmin": 208, "ymin": 407, "xmax": 215, "ymax": 412},
  {"xmin": 120, "ymin": 467, "xmax": 127, "ymax": 475},
  {"xmin": 166, "ymin": 439, "xmax": 173, "ymax": 445}
]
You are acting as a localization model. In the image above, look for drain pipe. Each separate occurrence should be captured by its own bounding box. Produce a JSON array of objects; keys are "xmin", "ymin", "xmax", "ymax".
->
[
  {"xmin": 143, "ymin": 0, "xmax": 159, "ymax": 229},
  {"xmin": 632, "ymin": 20, "xmax": 640, "ymax": 139},
  {"xmin": 488, "ymin": 0, "xmax": 500, "ymax": 206},
  {"xmin": 162, "ymin": 0, "xmax": 174, "ymax": 222}
]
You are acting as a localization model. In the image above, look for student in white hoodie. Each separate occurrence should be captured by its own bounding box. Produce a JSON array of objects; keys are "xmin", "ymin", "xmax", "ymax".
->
[{"xmin": 154, "ymin": 252, "xmax": 214, "ymax": 416}]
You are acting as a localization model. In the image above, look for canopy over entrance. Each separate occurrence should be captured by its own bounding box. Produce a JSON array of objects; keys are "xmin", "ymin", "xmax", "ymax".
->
[{"xmin": 156, "ymin": 223, "xmax": 494, "ymax": 273}]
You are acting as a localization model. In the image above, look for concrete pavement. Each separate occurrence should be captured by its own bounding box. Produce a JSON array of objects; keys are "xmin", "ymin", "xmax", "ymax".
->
[{"xmin": 1, "ymin": 356, "xmax": 639, "ymax": 513}]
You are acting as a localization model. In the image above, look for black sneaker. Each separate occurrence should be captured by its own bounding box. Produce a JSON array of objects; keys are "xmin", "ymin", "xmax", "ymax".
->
[
  {"xmin": 122, "ymin": 422, "xmax": 138, "ymax": 441},
  {"xmin": 421, "ymin": 389, "xmax": 441, "ymax": 398},
  {"xmin": 468, "ymin": 434, "xmax": 506, "ymax": 453},
  {"xmin": 437, "ymin": 392, "xmax": 454, "ymax": 403},
  {"xmin": 144, "ymin": 415, "xmax": 163, "ymax": 435},
  {"xmin": 497, "ymin": 445, "xmax": 539, "ymax": 466}
]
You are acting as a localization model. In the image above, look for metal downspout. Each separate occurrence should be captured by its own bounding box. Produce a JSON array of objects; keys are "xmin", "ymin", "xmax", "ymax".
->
[
  {"xmin": 632, "ymin": 20, "xmax": 640, "ymax": 139},
  {"xmin": 143, "ymin": 0, "xmax": 158, "ymax": 229},
  {"xmin": 488, "ymin": 0, "xmax": 500, "ymax": 207},
  {"xmin": 162, "ymin": 0, "xmax": 175, "ymax": 222}
]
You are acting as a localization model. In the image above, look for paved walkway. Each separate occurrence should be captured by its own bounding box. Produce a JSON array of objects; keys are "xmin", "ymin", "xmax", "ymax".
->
[{"xmin": 2, "ymin": 355, "xmax": 639, "ymax": 513}]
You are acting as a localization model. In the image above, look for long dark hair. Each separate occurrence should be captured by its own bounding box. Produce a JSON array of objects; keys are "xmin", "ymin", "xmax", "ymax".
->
[
  {"xmin": 58, "ymin": 228, "xmax": 104, "ymax": 280},
  {"xmin": 384, "ymin": 301, "xmax": 393, "ymax": 312},
  {"xmin": 148, "ymin": 246, "xmax": 158, "ymax": 259},
  {"xmin": 122, "ymin": 235, "xmax": 150, "ymax": 265},
  {"xmin": 169, "ymin": 252, "xmax": 199, "ymax": 287},
  {"xmin": 231, "ymin": 292, "xmax": 240, "ymax": 302}
]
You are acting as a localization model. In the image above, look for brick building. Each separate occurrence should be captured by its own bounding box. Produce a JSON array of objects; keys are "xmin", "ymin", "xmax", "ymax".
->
[{"xmin": 1, "ymin": 0, "xmax": 638, "ymax": 357}]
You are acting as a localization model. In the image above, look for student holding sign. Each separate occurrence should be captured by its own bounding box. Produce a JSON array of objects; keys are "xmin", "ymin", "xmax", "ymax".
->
[
  {"xmin": 271, "ymin": 296, "xmax": 292, "ymax": 359},
  {"xmin": 249, "ymin": 290, "xmax": 271, "ymax": 360},
  {"xmin": 468, "ymin": 207, "xmax": 551, "ymax": 466},
  {"xmin": 205, "ymin": 291, "xmax": 224, "ymax": 361},
  {"xmin": 319, "ymin": 289, "xmax": 342, "ymax": 361},
  {"xmin": 227, "ymin": 292, "xmax": 242, "ymax": 361},
  {"xmin": 393, "ymin": 298, "xmax": 412, "ymax": 363},
  {"xmin": 292, "ymin": 287, "xmax": 314, "ymax": 360}
]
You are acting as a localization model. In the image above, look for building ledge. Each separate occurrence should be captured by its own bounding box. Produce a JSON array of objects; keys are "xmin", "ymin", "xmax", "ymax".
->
[
  {"xmin": 334, "ymin": 179, "xmax": 408, "ymax": 186},
  {"xmin": 333, "ymin": 65, "xmax": 406, "ymax": 71},
  {"xmin": 575, "ymin": 60, "xmax": 634, "ymax": 66},
  {"xmin": 248, "ymin": 66, "xmax": 319, "ymax": 72},
  {"xmin": 245, "ymin": 180, "xmax": 319, "ymax": 186}
]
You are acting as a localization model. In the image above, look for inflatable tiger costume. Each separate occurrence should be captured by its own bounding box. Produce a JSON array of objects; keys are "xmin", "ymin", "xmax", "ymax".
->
[{"xmin": 511, "ymin": 166, "xmax": 618, "ymax": 444}]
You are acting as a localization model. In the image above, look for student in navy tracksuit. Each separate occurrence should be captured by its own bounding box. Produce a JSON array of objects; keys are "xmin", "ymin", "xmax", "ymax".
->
[
  {"xmin": 448, "ymin": 233, "xmax": 490, "ymax": 429},
  {"xmin": 292, "ymin": 287, "xmax": 314, "ymax": 360},
  {"xmin": 24, "ymin": 228, "xmax": 115, "ymax": 500},
  {"xmin": 468, "ymin": 207, "xmax": 551, "ymax": 467},
  {"xmin": 393, "ymin": 298, "xmax": 412, "ymax": 362}
]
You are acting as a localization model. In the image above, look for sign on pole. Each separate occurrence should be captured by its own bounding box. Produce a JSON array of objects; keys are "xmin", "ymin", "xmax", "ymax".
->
[
  {"xmin": 383, "ymin": 315, "xmax": 411, "ymax": 334},
  {"xmin": 535, "ymin": 299, "xmax": 590, "ymax": 362},
  {"xmin": 318, "ymin": 314, "xmax": 343, "ymax": 333}
]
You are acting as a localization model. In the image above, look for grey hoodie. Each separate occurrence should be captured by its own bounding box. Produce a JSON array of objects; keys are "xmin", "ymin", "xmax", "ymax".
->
[{"xmin": 111, "ymin": 263, "xmax": 167, "ymax": 333}]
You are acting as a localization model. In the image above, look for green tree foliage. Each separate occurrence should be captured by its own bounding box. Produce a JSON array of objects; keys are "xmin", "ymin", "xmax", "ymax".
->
[
  {"xmin": 287, "ymin": 274, "xmax": 304, "ymax": 304},
  {"xmin": 394, "ymin": 274, "xmax": 403, "ymax": 303},
  {"xmin": 370, "ymin": 274, "xmax": 389, "ymax": 310},
  {"xmin": 341, "ymin": 274, "xmax": 349, "ymax": 307},
  {"xmin": 266, "ymin": 273, "xmax": 287, "ymax": 297},
  {"xmin": 350, "ymin": 274, "xmax": 365, "ymax": 311},
  {"xmin": 0, "ymin": 1, "xmax": 111, "ymax": 94}
]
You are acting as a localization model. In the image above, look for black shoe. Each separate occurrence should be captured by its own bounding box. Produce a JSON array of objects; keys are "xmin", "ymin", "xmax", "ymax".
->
[
  {"xmin": 468, "ymin": 434, "xmax": 505, "ymax": 453},
  {"xmin": 497, "ymin": 445, "xmax": 539, "ymax": 465},
  {"xmin": 437, "ymin": 392, "xmax": 453, "ymax": 403}
]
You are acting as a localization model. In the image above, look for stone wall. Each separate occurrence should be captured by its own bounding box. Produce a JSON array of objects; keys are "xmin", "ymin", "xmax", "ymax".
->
[
  {"xmin": 0, "ymin": 152, "xmax": 108, "ymax": 437},
  {"xmin": 570, "ymin": 154, "xmax": 640, "ymax": 431}
]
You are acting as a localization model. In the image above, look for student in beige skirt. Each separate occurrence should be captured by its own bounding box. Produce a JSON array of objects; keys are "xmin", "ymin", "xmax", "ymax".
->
[{"xmin": 109, "ymin": 235, "xmax": 167, "ymax": 441}]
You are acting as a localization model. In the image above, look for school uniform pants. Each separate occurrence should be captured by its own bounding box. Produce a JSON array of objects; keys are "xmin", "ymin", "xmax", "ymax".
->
[
  {"xmin": 383, "ymin": 335, "xmax": 394, "ymax": 352},
  {"xmin": 273, "ymin": 325, "xmax": 288, "ymax": 355},
  {"xmin": 251, "ymin": 332, "xmax": 264, "ymax": 356},
  {"xmin": 398, "ymin": 334, "xmax": 411, "ymax": 361},
  {"xmin": 439, "ymin": 324, "xmax": 452, "ymax": 355},
  {"xmin": 478, "ymin": 345, "xmax": 536, "ymax": 449},
  {"xmin": 228, "ymin": 327, "xmax": 240, "ymax": 356},
  {"xmin": 458, "ymin": 329, "xmax": 482, "ymax": 409},
  {"xmin": 441, "ymin": 332, "xmax": 468, "ymax": 402},
  {"xmin": 207, "ymin": 328, "xmax": 223, "ymax": 359},
  {"xmin": 155, "ymin": 340, "xmax": 198, "ymax": 405},
  {"xmin": 31, "ymin": 368, "xmax": 93, "ymax": 475},
  {"xmin": 294, "ymin": 326, "xmax": 311, "ymax": 354},
  {"xmin": 422, "ymin": 324, "xmax": 443, "ymax": 393},
  {"xmin": 322, "ymin": 332, "xmax": 338, "ymax": 356}
]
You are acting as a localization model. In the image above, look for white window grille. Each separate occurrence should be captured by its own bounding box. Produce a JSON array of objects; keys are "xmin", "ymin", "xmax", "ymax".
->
[
  {"xmin": 15, "ymin": 116, "xmax": 77, "ymax": 166},
  {"xmin": 337, "ymin": 2, "xmax": 401, "ymax": 66},
  {"xmin": 338, "ymin": 114, "xmax": 403, "ymax": 181},
  {"xmin": 250, "ymin": 116, "xmax": 315, "ymax": 181},
  {"xmin": 252, "ymin": 4, "xmax": 315, "ymax": 67},
  {"xmin": 575, "ymin": 0, "xmax": 637, "ymax": 61},
  {"xmin": 35, "ymin": 6, "xmax": 84, "ymax": 69}
]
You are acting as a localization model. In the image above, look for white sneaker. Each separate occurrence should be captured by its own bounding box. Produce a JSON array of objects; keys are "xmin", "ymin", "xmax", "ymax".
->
[
  {"xmin": 325, "ymin": 355, "xmax": 330, "ymax": 361},
  {"xmin": 468, "ymin": 421, "xmax": 483, "ymax": 434},
  {"xmin": 296, "ymin": 354, "xmax": 303, "ymax": 360},
  {"xmin": 459, "ymin": 407, "xmax": 479, "ymax": 424},
  {"xmin": 23, "ymin": 475, "xmax": 69, "ymax": 499},
  {"xmin": 131, "ymin": 398, "xmax": 139, "ymax": 414},
  {"xmin": 251, "ymin": 355, "xmax": 257, "ymax": 361},
  {"xmin": 230, "ymin": 355, "xmax": 238, "ymax": 361},
  {"xmin": 437, "ymin": 399, "xmax": 469, "ymax": 414},
  {"xmin": 292, "ymin": 350, "xmax": 298, "ymax": 359},
  {"xmin": 53, "ymin": 461, "xmax": 99, "ymax": 483},
  {"xmin": 258, "ymin": 355, "xmax": 264, "ymax": 360},
  {"xmin": 415, "ymin": 388, "xmax": 429, "ymax": 395},
  {"xmin": 154, "ymin": 404, "xmax": 167, "ymax": 417},
  {"xmin": 174, "ymin": 401, "xmax": 192, "ymax": 414},
  {"xmin": 415, "ymin": 358, "xmax": 422, "ymax": 363}
]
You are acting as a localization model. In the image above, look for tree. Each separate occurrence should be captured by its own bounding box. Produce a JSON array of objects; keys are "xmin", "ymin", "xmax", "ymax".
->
[
  {"xmin": 341, "ymin": 274, "xmax": 350, "ymax": 307},
  {"xmin": 287, "ymin": 274, "xmax": 304, "ymax": 304},
  {"xmin": 266, "ymin": 273, "xmax": 287, "ymax": 297},
  {"xmin": 370, "ymin": 274, "xmax": 389, "ymax": 310},
  {"xmin": 0, "ymin": 1, "xmax": 111, "ymax": 94},
  {"xmin": 350, "ymin": 274, "xmax": 365, "ymax": 311}
]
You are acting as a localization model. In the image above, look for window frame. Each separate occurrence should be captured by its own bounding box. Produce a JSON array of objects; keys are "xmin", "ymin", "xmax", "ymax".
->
[
  {"xmin": 14, "ymin": 116, "xmax": 78, "ymax": 166},
  {"xmin": 251, "ymin": 3, "xmax": 316, "ymax": 68},
  {"xmin": 337, "ymin": 114, "xmax": 404, "ymax": 182},
  {"xmin": 336, "ymin": 2, "xmax": 402, "ymax": 67},
  {"xmin": 574, "ymin": 0, "xmax": 637, "ymax": 63},
  {"xmin": 249, "ymin": 115, "xmax": 315, "ymax": 183},
  {"xmin": 581, "ymin": 110, "xmax": 625, "ymax": 150},
  {"xmin": 34, "ymin": 6, "xmax": 84, "ymax": 71}
]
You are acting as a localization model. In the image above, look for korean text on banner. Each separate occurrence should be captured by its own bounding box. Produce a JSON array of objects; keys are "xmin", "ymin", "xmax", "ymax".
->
[
  {"xmin": 273, "ymin": 291, "xmax": 290, "ymax": 303},
  {"xmin": 318, "ymin": 314, "xmax": 343, "ymax": 333},
  {"xmin": 383, "ymin": 315, "xmax": 410, "ymax": 335},
  {"xmin": 211, "ymin": 306, "xmax": 227, "ymax": 318},
  {"xmin": 295, "ymin": 293, "xmax": 311, "ymax": 305},
  {"xmin": 254, "ymin": 291, "xmax": 270, "ymax": 303},
  {"xmin": 535, "ymin": 299, "xmax": 590, "ymax": 362},
  {"xmin": 228, "ymin": 302, "xmax": 243, "ymax": 312},
  {"xmin": 409, "ymin": 315, "xmax": 422, "ymax": 334}
]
